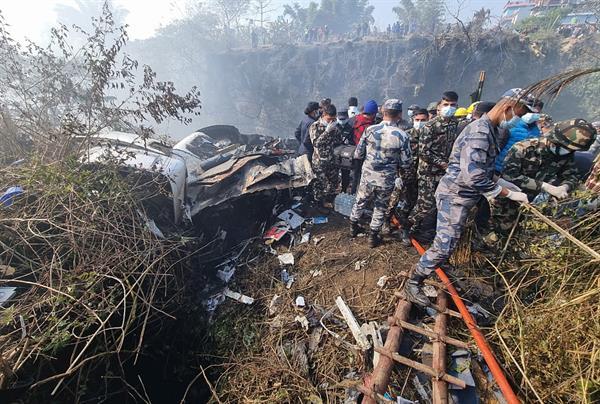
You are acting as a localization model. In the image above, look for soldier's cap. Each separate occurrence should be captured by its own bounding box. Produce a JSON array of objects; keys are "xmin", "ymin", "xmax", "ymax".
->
[
  {"xmin": 337, "ymin": 110, "xmax": 349, "ymax": 119},
  {"xmin": 427, "ymin": 101, "xmax": 439, "ymax": 112},
  {"xmin": 593, "ymin": 121, "xmax": 600, "ymax": 129},
  {"xmin": 408, "ymin": 104, "xmax": 421, "ymax": 111},
  {"xmin": 383, "ymin": 99, "xmax": 403, "ymax": 111},
  {"xmin": 549, "ymin": 118, "xmax": 597, "ymax": 152},
  {"xmin": 501, "ymin": 88, "xmax": 538, "ymax": 112},
  {"xmin": 475, "ymin": 101, "xmax": 496, "ymax": 114}
]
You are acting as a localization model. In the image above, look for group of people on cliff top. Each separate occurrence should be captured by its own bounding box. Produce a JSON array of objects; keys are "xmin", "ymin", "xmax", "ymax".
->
[{"xmin": 294, "ymin": 90, "xmax": 600, "ymax": 307}]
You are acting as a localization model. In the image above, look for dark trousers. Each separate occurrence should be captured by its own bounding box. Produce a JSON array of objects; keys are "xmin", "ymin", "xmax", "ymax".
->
[
  {"xmin": 351, "ymin": 160, "xmax": 363, "ymax": 195},
  {"xmin": 341, "ymin": 168, "xmax": 351, "ymax": 193}
]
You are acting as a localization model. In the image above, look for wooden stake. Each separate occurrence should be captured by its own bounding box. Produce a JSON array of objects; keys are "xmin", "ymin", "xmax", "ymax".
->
[
  {"xmin": 375, "ymin": 347, "xmax": 466, "ymax": 388},
  {"xmin": 432, "ymin": 292, "xmax": 449, "ymax": 404},
  {"xmin": 395, "ymin": 319, "xmax": 469, "ymax": 349}
]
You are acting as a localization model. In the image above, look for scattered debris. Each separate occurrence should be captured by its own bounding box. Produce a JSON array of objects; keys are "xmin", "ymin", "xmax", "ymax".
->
[
  {"xmin": 376, "ymin": 275, "xmax": 389, "ymax": 288},
  {"xmin": 301, "ymin": 232, "xmax": 311, "ymax": 244},
  {"xmin": 223, "ymin": 288, "xmax": 254, "ymax": 305},
  {"xmin": 295, "ymin": 296, "xmax": 306, "ymax": 307},
  {"xmin": 264, "ymin": 221, "xmax": 289, "ymax": 243},
  {"xmin": 277, "ymin": 252, "xmax": 295, "ymax": 266},
  {"xmin": 217, "ymin": 263, "xmax": 237, "ymax": 283},
  {"xmin": 0, "ymin": 287, "xmax": 17, "ymax": 306},
  {"xmin": 422, "ymin": 285, "xmax": 439, "ymax": 298},
  {"xmin": 0, "ymin": 186, "xmax": 23, "ymax": 207},
  {"xmin": 278, "ymin": 209, "xmax": 305, "ymax": 230},
  {"xmin": 313, "ymin": 236, "xmax": 325, "ymax": 245},
  {"xmin": 310, "ymin": 269, "xmax": 323, "ymax": 277},
  {"xmin": 354, "ymin": 260, "xmax": 367, "ymax": 271},
  {"xmin": 295, "ymin": 315, "xmax": 309, "ymax": 330},
  {"xmin": 335, "ymin": 296, "xmax": 371, "ymax": 350},
  {"xmin": 311, "ymin": 216, "xmax": 328, "ymax": 225}
]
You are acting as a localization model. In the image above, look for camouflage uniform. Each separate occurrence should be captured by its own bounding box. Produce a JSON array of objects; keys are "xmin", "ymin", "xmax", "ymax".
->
[
  {"xmin": 409, "ymin": 116, "xmax": 459, "ymax": 234},
  {"xmin": 416, "ymin": 116, "xmax": 502, "ymax": 277},
  {"xmin": 493, "ymin": 137, "xmax": 579, "ymax": 231},
  {"xmin": 310, "ymin": 120, "xmax": 343, "ymax": 203},
  {"xmin": 350, "ymin": 121, "xmax": 412, "ymax": 231},
  {"xmin": 386, "ymin": 127, "xmax": 420, "ymax": 226}
]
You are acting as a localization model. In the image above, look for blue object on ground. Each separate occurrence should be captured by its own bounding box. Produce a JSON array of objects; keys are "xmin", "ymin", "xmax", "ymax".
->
[{"xmin": 0, "ymin": 186, "xmax": 23, "ymax": 207}]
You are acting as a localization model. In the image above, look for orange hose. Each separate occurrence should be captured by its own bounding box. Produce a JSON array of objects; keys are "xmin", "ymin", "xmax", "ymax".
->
[{"xmin": 411, "ymin": 238, "xmax": 521, "ymax": 404}]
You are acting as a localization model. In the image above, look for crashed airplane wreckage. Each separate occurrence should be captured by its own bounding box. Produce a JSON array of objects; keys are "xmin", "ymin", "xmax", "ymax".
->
[{"xmin": 81, "ymin": 125, "xmax": 314, "ymax": 225}]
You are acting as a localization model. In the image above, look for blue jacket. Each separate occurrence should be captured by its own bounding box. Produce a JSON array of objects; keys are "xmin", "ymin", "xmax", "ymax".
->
[
  {"xmin": 295, "ymin": 115, "xmax": 316, "ymax": 158},
  {"xmin": 495, "ymin": 120, "xmax": 540, "ymax": 173}
]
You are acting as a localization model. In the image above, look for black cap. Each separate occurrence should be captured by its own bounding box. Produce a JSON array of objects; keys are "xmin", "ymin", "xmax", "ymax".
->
[
  {"xmin": 348, "ymin": 97, "xmax": 358, "ymax": 107},
  {"xmin": 475, "ymin": 101, "xmax": 496, "ymax": 114},
  {"xmin": 415, "ymin": 108, "xmax": 429, "ymax": 116},
  {"xmin": 337, "ymin": 110, "xmax": 349, "ymax": 119},
  {"xmin": 304, "ymin": 101, "xmax": 319, "ymax": 115}
]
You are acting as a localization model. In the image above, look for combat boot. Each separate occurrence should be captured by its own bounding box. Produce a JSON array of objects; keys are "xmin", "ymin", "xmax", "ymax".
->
[
  {"xmin": 350, "ymin": 221, "xmax": 362, "ymax": 238},
  {"xmin": 369, "ymin": 230, "xmax": 382, "ymax": 248},
  {"xmin": 404, "ymin": 274, "xmax": 431, "ymax": 307},
  {"xmin": 399, "ymin": 228, "xmax": 412, "ymax": 247}
]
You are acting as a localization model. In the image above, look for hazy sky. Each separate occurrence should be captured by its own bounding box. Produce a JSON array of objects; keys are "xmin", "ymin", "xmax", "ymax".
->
[{"xmin": 0, "ymin": 0, "xmax": 507, "ymax": 43}]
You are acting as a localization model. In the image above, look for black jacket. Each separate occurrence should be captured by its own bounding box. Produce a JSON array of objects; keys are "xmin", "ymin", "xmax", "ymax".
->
[{"xmin": 295, "ymin": 115, "xmax": 316, "ymax": 157}]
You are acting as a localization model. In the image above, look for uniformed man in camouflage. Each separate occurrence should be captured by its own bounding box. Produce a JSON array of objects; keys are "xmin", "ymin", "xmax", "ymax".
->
[
  {"xmin": 349, "ymin": 99, "xmax": 413, "ymax": 248},
  {"xmin": 383, "ymin": 108, "xmax": 428, "ymax": 244},
  {"xmin": 409, "ymin": 91, "xmax": 460, "ymax": 242},
  {"xmin": 493, "ymin": 119, "xmax": 597, "ymax": 232},
  {"xmin": 405, "ymin": 92, "xmax": 532, "ymax": 307},
  {"xmin": 310, "ymin": 104, "xmax": 343, "ymax": 207}
]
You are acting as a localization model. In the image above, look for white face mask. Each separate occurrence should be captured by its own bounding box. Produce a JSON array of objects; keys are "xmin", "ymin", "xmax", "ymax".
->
[
  {"xmin": 337, "ymin": 118, "xmax": 348, "ymax": 125},
  {"xmin": 554, "ymin": 146, "xmax": 572, "ymax": 156},
  {"xmin": 413, "ymin": 120, "xmax": 426, "ymax": 130},
  {"xmin": 521, "ymin": 113, "xmax": 541, "ymax": 124},
  {"xmin": 440, "ymin": 106, "xmax": 457, "ymax": 118}
]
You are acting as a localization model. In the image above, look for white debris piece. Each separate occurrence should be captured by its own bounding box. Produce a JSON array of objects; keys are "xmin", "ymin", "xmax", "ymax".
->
[
  {"xmin": 295, "ymin": 296, "xmax": 306, "ymax": 307},
  {"xmin": 203, "ymin": 293, "xmax": 225, "ymax": 312},
  {"xmin": 277, "ymin": 209, "xmax": 305, "ymax": 230},
  {"xmin": 286, "ymin": 276, "xmax": 295, "ymax": 289},
  {"xmin": 278, "ymin": 253, "xmax": 295, "ymax": 266},
  {"xmin": 217, "ymin": 263, "xmax": 236, "ymax": 283},
  {"xmin": 361, "ymin": 322, "xmax": 383, "ymax": 367},
  {"xmin": 295, "ymin": 315, "xmax": 309, "ymax": 330},
  {"xmin": 223, "ymin": 288, "xmax": 254, "ymax": 304},
  {"xmin": 354, "ymin": 260, "xmax": 367, "ymax": 271},
  {"xmin": 0, "ymin": 287, "xmax": 17, "ymax": 306},
  {"xmin": 376, "ymin": 275, "xmax": 389, "ymax": 288},
  {"xmin": 310, "ymin": 269, "xmax": 323, "ymax": 277},
  {"xmin": 301, "ymin": 233, "xmax": 311, "ymax": 244},
  {"xmin": 335, "ymin": 296, "xmax": 371, "ymax": 350},
  {"xmin": 313, "ymin": 236, "xmax": 325, "ymax": 245}
]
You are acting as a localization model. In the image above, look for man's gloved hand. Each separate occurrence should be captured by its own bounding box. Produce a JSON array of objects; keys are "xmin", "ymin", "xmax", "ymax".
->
[
  {"xmin": 325, "ymin": 122, "xmax": 337, "ymax": 133},
  {"xmin": 497, "ymin": 178, "xmax": 521, "ymax": 192},
  {"xmin": 506, "ymin": 190, "xmax": 529, "ymax": 204},
  {"xmin": 541, "ymin": 182, "xmax": 569, "ymax": 199}
]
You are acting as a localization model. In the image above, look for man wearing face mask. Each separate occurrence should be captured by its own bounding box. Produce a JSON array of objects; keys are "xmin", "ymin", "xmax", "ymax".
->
[
  {"xmin": 409, "ymin": 91, "xmax": 460, "ymax": 242},
  {"xmin": 350, "ymin": 99, "xmax": 413, "ymax": 248},
  {"xmin": 310, "ymin": 104, "xmax": 343, "ymax": 208},
  {"xmin": 404, "ymin": 94, "xmax": 532, "ymax": 307},
  {"xmin": 295, "ymin": 101, "xmax": 320, "ymax": 161},
  {"xmin": 495, "ymin": 91, "xmax": 543, "ymax": 173},
  {"xmin": 491, "ymin": 119, "xmax": 597, "ymax": 233},
  {"xmin": 383, "ymin": 108, "xmax": 429, "ymax": 243}
]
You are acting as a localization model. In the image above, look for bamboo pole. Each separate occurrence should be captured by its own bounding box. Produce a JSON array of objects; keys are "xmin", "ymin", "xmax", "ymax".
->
[{"xmin": 432, "ymin": 292, "xmax": 449, "ymax": 404}]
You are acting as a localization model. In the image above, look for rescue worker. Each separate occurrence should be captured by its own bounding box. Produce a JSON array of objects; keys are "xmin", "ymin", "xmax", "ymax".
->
[
  {"xmin": 407, "ymin": 104, "xmax": 421, "ymax": 123},
  {"xmin": 294, "ymin": 101, "xmax": 320, "ymax": 160},
  {"xmin": 350, "ymin": 99, "xmax": 412, "ymax": 248},
  {"xmin": 496, "ymin": 93, "xmax": 543, "ymax": 173},
  {"xmin": 337, "ymin": 109, "xmax": 355, "ymax": 192},
  {"xmin": 348, "ymin": 97, "xmax": 360, "ymax": 118},
  {"xmin": 409, "ymin": 91, "xmax": 460, "ymax": 242},
  {"xmin": 492, "ymin": 119, "xmax": 597, "ymax": 232},
  {"xmin": 383, "ymin": 108, "xmax": 428, "ymax": 244},
  {"xmin": 404, "ymin": 93, "xmax": 532, "ymax": 307},
  {"xmin": 310, "ymin": 104, "xmax": 343, "ymax": 208},
  {"xmin": 350, "ymin": 100, "xmax": 378, "ymax": 194},
  {"xmin": 427, "ymin": 102, "xmax": 439, "ymax": 120}
]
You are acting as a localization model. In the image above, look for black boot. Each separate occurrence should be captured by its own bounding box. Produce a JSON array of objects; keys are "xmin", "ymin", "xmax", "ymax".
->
[
  {"xmin": 399, "ymin": 228, "xmax": 412, "ymax": 247},
  {"xmin": 404, "ymin": 274, "xmax": 432, "ymax": 307},
  {"xmin": 350, "ymin": 221, "xmax": 361, "ymax": 238},
  {"xmin": 369, "ymin": 230, "xmax": 382, "ymax": 248}
]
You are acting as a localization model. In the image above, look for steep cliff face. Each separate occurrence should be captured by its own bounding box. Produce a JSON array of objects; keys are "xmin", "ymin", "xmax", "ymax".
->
[
  {"xmin": 197, "ymin": 32, "xmax": 592, "ymax": 137},
  {"xmin": 132, "ymin": 31, "xmax": 598, "ymax": 138}
]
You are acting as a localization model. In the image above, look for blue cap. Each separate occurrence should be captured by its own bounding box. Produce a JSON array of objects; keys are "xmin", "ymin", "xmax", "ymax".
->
[{"xmin": 364, "ymin": 100, "xmax": 378, "ymax": 115}]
